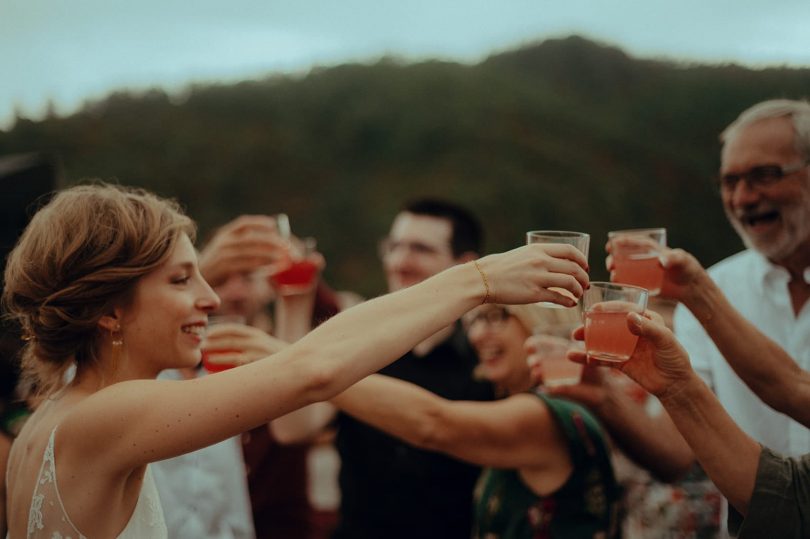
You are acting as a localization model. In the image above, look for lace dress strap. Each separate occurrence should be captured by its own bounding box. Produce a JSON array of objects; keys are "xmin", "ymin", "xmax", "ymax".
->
[
  {"xmin": 27, "ymin": 427, "xmax": 87, "ymax": 538},
  {"xmin": 25, "ymin": 427, "xmax": 167, "ymax": 538}
]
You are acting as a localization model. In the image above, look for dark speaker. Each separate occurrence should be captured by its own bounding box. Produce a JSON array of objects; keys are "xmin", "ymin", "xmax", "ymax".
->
[{"xmin": 0, "ymin": 152, "xmax": 60, "ymax": 401}]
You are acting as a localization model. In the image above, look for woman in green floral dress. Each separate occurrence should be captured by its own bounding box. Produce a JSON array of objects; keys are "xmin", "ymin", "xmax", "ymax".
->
[{"xmin": 331, "ymin": 303, "xmax": 621, "ymax": 539}]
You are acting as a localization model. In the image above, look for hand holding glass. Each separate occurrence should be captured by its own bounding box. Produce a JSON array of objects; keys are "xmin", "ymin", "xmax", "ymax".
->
[
  {"xmin": 270, "ymin": 236, "xmax": 319, "ymax": 294},
  {"xmin": 526, "ymin": 231, "xmax": 590, "ymax": 308},
  {"xmin": 266, "ymin": 213, "xmax": 319, "ymax": 294},
  {"xmin": 608, "ymin": 228, "xmax": 666, "ymax": 295},
  {"xmin": 529, "ymin": 329, "xmax": 584, "ymax": 387},
  {"xmin": 582, "ymin": 282, "xmax": 648, "ymax": 365}
]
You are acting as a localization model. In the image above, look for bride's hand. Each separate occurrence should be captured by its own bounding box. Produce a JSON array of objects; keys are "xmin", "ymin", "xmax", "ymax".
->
[{"xmin": 477, "ymin": 243, "xmax": 589, "ymax": 307}]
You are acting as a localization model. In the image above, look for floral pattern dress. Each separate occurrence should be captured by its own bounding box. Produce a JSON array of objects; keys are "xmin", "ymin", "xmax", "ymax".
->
[{"xmin": 472, "ymin": 392, "xmax": 621, "ymax": 539}]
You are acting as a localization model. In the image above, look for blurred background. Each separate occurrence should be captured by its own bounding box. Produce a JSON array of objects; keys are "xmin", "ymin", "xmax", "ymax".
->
[{"xmin": 2, "ymin": 0, "xmax": 810, "ymax": 297}]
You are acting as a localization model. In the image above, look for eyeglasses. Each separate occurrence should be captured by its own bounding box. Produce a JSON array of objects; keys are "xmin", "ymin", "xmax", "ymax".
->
[
  {"xmin": 465, "ymin": 307, "xmax": 512, "ymax": 330},
  {"xmin": 378, "ymin": 237, "xmax": 448, "ymax": 259},
  {"xmin": 717, "ymin": 161, "xmax": 809, "ymax": 191}
]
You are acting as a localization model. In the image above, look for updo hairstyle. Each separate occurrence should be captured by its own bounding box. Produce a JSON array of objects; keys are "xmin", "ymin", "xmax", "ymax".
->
[{"xmin": 2, "ymin": 183, "xmax": 195, "ymax": 397}]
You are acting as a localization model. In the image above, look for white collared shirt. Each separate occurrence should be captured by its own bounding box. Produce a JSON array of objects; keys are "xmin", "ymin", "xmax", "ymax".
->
[{"xmin": 674, "ymin": 249, "xmax": 810, "ymax": 457}]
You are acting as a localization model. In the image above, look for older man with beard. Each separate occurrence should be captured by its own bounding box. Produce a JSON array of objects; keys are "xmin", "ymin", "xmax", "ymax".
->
[
  {"xmin": 676, "ymin": 99, "xmax": 810, "ymax": 453},
  {"xmin": 672, "ymin": 99, "xmax": 810, "ymax": 533},
  {"xmin": 544, "ymin": 99, "xmax": 810, "ymax": 538}
]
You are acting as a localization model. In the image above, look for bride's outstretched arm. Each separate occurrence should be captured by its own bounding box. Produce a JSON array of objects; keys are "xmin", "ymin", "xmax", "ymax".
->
[{"xmin": 66, "ymin": 243, "xmax": 588, "ymax": 470}]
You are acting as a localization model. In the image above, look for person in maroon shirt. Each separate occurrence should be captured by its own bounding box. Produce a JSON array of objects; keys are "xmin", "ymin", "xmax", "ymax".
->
[{"xmin": 199, "ymin": 215, "xmax": 340, "ymax": 539}]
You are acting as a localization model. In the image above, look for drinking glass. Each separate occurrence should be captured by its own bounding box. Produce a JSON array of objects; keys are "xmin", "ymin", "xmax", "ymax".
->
[
  {"xmin": 201, "ymin": 314, "xmax": 247, "ymax": 373},
  {"xmin": 582, "ymin": 282, "xmax": 648, "ymax": 365},
  {"xmin": 531, "ymin": 323, "xmax": 584, "ymax": 387},
  {"xmin": 270, "ymin": 236, "xmax": 319, "ymax": 294},
  {"xmin": 608, "ymin": 228, "xmax": 666, "ymax": 295},
  {"xmin": 272, "ymin": 213, "xmax": 291, "ymax": 240},
  {"xmin": 526, "ymin": 231, "xmax": 590, "ymax": 309}
]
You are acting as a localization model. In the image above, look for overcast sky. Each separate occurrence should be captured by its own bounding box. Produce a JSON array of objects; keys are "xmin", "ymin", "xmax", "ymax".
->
[{"xmin": 3, "ymin": 0, "xmax": 810, "ymax": 129}]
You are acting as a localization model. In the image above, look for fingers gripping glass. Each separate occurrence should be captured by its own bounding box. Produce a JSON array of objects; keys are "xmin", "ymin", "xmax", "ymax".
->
[{"xmin": 717, "ymin": 161, "xmax": 809, "ymax": 191}]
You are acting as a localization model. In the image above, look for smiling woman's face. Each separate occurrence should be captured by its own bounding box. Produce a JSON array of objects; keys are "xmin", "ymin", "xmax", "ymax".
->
[
  {"xmin": 116, "ymin": 234, "xmax": 220, "ymax": 375},
  {"xmin": 464, "ymin": 305, "xmax": 531, "ymax": 387}
]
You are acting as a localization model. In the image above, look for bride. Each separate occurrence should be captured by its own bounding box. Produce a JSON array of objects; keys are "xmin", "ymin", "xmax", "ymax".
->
[{"xmin": 3, "ymin": 183, "xmax": 588, "ymax": 538}]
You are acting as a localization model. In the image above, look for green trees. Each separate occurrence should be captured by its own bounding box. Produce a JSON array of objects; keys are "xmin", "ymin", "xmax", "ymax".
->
[{"xmin": 2, "ymin": 36, "xmax": 808, "ymax": 297}]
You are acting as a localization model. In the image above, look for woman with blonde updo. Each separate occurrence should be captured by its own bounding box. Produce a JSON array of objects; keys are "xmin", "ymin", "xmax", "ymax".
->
[{"xmin": 2, "ymin": 182, "xmax": 588, "ymax": 538}]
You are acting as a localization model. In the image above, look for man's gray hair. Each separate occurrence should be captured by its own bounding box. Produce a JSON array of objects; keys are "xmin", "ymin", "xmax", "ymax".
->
[{"xmin": 721, "ymin": 99, "xmax": 810, "ymax": 160}]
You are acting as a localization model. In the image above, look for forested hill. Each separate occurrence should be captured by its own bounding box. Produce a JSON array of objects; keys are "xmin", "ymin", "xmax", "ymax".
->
[{"xmin": 3, "ymin": 35, "xmax": 809, "ymax": 296}]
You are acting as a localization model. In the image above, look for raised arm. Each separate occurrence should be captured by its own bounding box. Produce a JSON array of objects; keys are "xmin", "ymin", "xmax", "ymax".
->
[
  {"xmin": 196, "ymin": 275, "xmax": 339, "ymax": 443},
  {"xmin": 270, "ymin": 261, "xmax": 339, "ymax": 444},
  {"xmin": 67, "ymin": 243, "xmax": 589, "ymax": 471},
  {"xmin": 198, "ymin": 215, "xmax": 289, "ymax": 288},
  {"xmin": 331, "ymin": 374, "xmax": 571, "ymax": 473},
  {"xmin": 543, "ymin": 364, "xmax": 694, "ymax": 482},
  {"xmin": 569, "ymin": 313, "xmax": 760, "ymax": 515},
  {"xmin": 660, "ymin": 249, "xmax": 810, "ymax": 427}
]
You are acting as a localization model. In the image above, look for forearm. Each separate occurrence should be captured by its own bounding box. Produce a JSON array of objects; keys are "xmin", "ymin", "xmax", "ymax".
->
[
  {"xmin": 595, "ymin": 389, "xmax": 694, "ymax": 481},
  {"xmin": 291, "ymin": 262, "xmax": 483, "ymax": 400},
  {"xmin": 274, "ymin": 292, "xmax": 315, "ymax": 342},
  {"xmin": 682, "ymin": 277, "xmax": 810, "ymax": 426},
  {"xmin": 659, "ymin": 373, "xmax": 760, "ymax": 515},
  {"xmin": 271, "ymin": 402, "xmax": 336, "ymax": 444},
  {"xmin": 332, "ymin": 374, "xmax": 447, "ymax": 450},
  {"xmin": 88, "ymin": 263, "xmax": 482, "ymax": 467}
]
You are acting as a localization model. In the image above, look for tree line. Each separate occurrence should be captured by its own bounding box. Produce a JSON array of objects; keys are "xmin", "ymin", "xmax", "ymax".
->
[{"xmin": 2, "ymin": 35, "xmax": 809, "ymax": 297}]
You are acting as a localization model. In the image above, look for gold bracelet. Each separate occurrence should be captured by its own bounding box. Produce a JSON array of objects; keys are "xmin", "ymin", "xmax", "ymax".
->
[{"xmin": 472, "ymin": 259, "xmax": 490, "ymax": 304}]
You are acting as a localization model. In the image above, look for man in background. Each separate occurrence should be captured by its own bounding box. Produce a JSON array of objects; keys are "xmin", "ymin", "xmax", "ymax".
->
[{"xmin": 333, "ymin": 199, "xmax": 494, "ymax": 539}]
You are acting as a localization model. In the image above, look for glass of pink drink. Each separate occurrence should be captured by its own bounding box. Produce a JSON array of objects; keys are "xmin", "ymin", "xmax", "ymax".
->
[
  {"xmin": 607, "ymin": 228, "xmax": 666, "ymax": 295},
  {"xmin": 530, "ymin": 330, "xmax": 584, "ymax": 388},
  {"xmin": 582, "ymin": 282, "xmax": 648, "ymax": 365},
  {"xmin": 526, "ymin": 231, "xmax": 590, "ymax": 309},
  {"xmin": 201, "ymin": 314, "xmax": 247, "ymax": 373}
]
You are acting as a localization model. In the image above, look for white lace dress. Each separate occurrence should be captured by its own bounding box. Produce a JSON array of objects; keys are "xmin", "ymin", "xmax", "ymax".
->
[{"xmin": 25, "ymin": 428, "xmax": 168, "ymax": 538}]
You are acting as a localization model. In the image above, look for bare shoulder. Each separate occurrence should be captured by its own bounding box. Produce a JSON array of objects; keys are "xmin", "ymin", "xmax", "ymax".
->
[
  {"xmin": 506, "ymin": 391, "xmax": 551, "ymax": 411},
  {"xmin": 496, "ymin": 392, "xmax": 556, "ymax": 431},
  {"xmin": 506, "ymin": 392, "xmax": 574, "ymax": 447}
]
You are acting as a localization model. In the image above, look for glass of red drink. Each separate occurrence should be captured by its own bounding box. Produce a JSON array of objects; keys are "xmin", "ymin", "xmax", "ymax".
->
[
  {"xmin": 582, "ymin": 282, "xmax": 648, "ymax": 365},
  {"xmin": 607, "ymin": 228, "xmax": 666, "ymax": 296},
  {"xmin": 526, "ymin": 231, "xmax": 590, "ymax": 309},
  {"xmin": 270, "ymin": 236, "xmax": 319, "ymax": 295},
  {"xmin": 201, "ymin": 314, "xmax": 246, "ymax": 373}
]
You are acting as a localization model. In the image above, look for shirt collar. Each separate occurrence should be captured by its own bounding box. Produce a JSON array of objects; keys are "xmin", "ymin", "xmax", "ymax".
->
[{"xmin": 749, "ymin": 249, "xmax": 810, "ymax": 290}]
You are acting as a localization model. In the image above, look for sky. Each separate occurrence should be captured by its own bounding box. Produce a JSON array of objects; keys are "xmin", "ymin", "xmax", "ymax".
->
[{"xmin": 3, "ymin": 0, "xmax": 810, "ymax": 129}]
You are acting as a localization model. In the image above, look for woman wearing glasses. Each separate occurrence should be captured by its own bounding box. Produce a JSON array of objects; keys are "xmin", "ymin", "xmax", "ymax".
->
[{"xmin": 330, "ymin": 303, "xmax": 620, "ymax": 539}]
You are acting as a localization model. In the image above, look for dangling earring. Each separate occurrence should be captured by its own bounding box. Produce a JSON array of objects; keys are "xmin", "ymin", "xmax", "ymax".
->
[
  {"xmin": 110, "ymin": 324, "xmax": 124, "ymax": 366},
  {"xmin": 112, "ymin": 324, "xmax": 124, "ymax": 347}
]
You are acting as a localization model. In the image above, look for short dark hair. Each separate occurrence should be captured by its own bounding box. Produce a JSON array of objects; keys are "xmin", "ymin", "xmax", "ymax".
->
[{"xmin": 402, "ymin": 198, "xmax": 483, "ymax": 257}]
